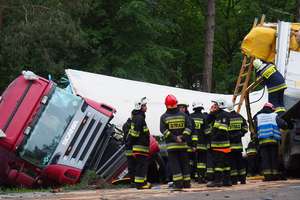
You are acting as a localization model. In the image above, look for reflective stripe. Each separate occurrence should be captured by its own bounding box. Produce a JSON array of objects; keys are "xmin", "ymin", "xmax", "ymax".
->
[
  {"xmin": 125, "ymin": 150, "xmax": 133, "ymax": 156},
  {"xmin": 211, "ymin": 141, "xmax": 230, "ymax": 148},
  {"xmin": 197, "ymin": 163, "xmax": 206, "ymax": 169},
  {"xmin": 213, "ymin": 122, "xmax": 228, "ymax": 131},
  {"xmin": 197, "ymin": 144, "xmax": 207, "ymax": 150},
  {"xmin": 268, "ymin": 83, "xmax": 287, "ymax": 93},
  {"xmin": 229, "ymin": 121, "xmax": 242, "ymax": 131},
  {"xmin": 183, "ymin": 174, "xmax": 191, "ymax": 181},
  {"xmin": 163, "ymin": 129, "xmax": 171, "ymax": 138},
  {"xmin": 230, "ymin": 143, "xmax": 243, "ymax": 150},
  {"xmin": 194, "ymin": 119, "xmax": 203, "ymax": 129},
  {"xmin": 262, "ymin": 65, "xmax": 276, "ymax": 79},
  {"xmin": 224, "ymin": 167, "xmax": 231, "ymax": 171},
  {"xmin": 183, "ymin": 128, "xmax": 191, "ymax": 135},
  {"xmin": 192, "ymin": 135, "xmax": 198, "ymax": 141},
  {"xmin": 167, "ymin": 142, "xmax": 188, "ymax": 150},
  {"xmin": 207, "ymin": 168, "xmax": 214, "ymax": 173},
  {"xmin": 259, "ymin": 138, "xmax": 277, "ymax": 145},
  {"xmin": 134, "ymin": 176, "xmax": 145, "ymax": 183},
  {"xmin": 238, "ymin": 169, "xmax": 246, "ymax": 175},
  {"xmin": 214, "ymin": 167, "xmax": 224, "ymax": 172},
  {"xmin": 173, "ymin": 173, "xmax": 183, "ymax": 181},
  {"xmin": 262, "ymin": 169, "xmax": 272, "ymax": 175},
  {"xmin": 246, "ymin": 148, "xmax": 257, "ymax": 155},
  {"xmin": 231, "ymin": 169, "xmax": 238, "ymax": 176},
  {"xmin": 129, "ymin": 129, "xmax": 140, "ymax": 137},
  {"xmin": 143, "ymin": 126, "xmax": 149, "ymax": 132},
  {"xmin": 133, "ymin": 145, "xmax": 149, "ymax": 153},
  {"xmin": 275, "ymin": 107, "xmax": 286, "ymax": 113}
]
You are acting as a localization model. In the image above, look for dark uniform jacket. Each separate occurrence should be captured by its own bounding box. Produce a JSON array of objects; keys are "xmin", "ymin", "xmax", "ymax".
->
[
  {"xmin": 127, "ymin": 110, "xmax": 150, "ymax": 155},
  {"xmin": 160, "ymin": 108, "xmax": 192, "ymax": 151},
  {"xmin": 206, "ymin": 109, "xmax": 230, "ymax": 149},
  {"xmin": 256, "ymin": 63, "xmax": 287, "ymax": 93},
  {"xmin": 190, "ymin": 110, "xmax": 207, "ymax": 151},
  {"xmin": 228, "ymin": 111, "xmax": 248, "ymax": 151}
]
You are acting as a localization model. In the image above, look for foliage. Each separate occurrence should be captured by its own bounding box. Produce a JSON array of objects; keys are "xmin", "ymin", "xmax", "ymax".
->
[{"xmin": 0, "ymin": 0, "xmax": 298, "ymax": 93}]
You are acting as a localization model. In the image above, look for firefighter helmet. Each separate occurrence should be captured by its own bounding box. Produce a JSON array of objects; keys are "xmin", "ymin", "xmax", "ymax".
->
[
  {"xmin": 134, "ymin": 97, "xmax": 148, "ymax": 110},
  {"xmin": 165, "ymin": 94, "xmax": 178, "ymax": 108},
  {"xmin": 192, "ymin": 101, "xmax": 204, "ymax": 110},
  {"xmin": 212, "ymin": 98, "xmax": 227, "ymax": 109},
  {"xmin": 178, "ymin": 101, "xmax": 189, "ymax": 108},
  {"xmin": 263, "ymin": 102, "xmax": 274, "ymax": 110},
  {"xmin": 227, "ymin": 102, "xmax": 234, "ymax": 111}
]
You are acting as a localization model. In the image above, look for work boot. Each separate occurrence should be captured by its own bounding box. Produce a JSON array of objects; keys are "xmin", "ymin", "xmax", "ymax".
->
[
  {"xmin": 174, "ymin": 180, "xmax": 183, "ymax": 190},
  {"xmin": 136, "ymin": 182, "xmax": 152, "ymax": 190},
  {"xmin": 240, "ymin": 177, "xmax": 246, "ymax": 184},
  {"xmin": 183, "ymin": 180, "xmax": 191, "ymax": 188},
  {"xmin": 223, "ymin": 179, "xmax": 232, "ymax": 187},
  {"xmin": 231, "ymin": 177, "xmax": 238, "ymax": 185},
  {"xmin": 207, "ymin": 180, "xmax": 222, "ymax": 187},
  {"xmin": 198, "ymin": 176, "xmax": 207, "ymax": 184}
]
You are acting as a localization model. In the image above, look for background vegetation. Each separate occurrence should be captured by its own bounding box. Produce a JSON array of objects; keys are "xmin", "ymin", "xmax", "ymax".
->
[{"xmin": 0, "ymin": 0, "xmax": 298, "ymax": 93}]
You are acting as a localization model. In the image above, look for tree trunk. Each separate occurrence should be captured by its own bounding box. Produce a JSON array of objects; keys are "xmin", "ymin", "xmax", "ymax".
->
[
  {"xmin": 297, "ymin": 0, "xmax": 300, "ymax": 22},
  {"xmin": 0, "ymin": 0, "xmax": 4, "ymax": 30},
  {"xmin": 202, "ymin": 0, "xmax": 215, "ymax": 92}
]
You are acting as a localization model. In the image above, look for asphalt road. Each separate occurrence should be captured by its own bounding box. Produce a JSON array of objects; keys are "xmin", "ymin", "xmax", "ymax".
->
[{"xmin": 1, "ymin": 179, "xmax": 300, "ymax": 200}]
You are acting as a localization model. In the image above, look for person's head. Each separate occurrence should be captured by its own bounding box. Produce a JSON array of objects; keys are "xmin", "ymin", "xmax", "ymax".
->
[
  {"xmin": 211, "ymin": 98, "xmax": 227, "ymax": 112},
  {"xmin": 134, "ymin": 97, "xmax": 148, "ymax": 112},
  {"xmin": 165, "ymin": 94, "xmax": 177, "ymax": 109},
  {"xmin": 178, "ymin": 101, "xmax": 189, "ymax": 113},
  {"xmin": 192, "ymin": 101, "xmax": 204, "ymax": 111},
  {"xmin": 263, "ymin": 102, "xmax": 274, "ymax": 111},
  {"xmin": 253, "ymin": 58, "xmax": 267, "ymax": 71}
]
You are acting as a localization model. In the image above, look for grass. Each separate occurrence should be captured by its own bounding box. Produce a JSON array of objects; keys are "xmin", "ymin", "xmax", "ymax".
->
[{"xmin": 0, "ymin": 170, "xmax": 129, "ymax": 194}]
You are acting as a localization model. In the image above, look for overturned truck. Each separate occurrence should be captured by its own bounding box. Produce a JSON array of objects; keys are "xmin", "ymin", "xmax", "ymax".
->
[{"xmin": 0, "ymin": 71, "xmax": 127, "ymax": 187}]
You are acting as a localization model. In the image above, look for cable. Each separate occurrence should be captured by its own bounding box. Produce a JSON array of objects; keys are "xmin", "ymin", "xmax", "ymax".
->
[{"xmin": 249, "ymin": 87, "xmax": 266, "ymax": 105}]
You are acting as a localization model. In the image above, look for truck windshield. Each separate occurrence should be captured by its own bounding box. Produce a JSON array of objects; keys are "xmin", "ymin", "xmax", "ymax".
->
[{"xmin": 19, "ymin": 87, "xmax": 82, "ymax": 167}]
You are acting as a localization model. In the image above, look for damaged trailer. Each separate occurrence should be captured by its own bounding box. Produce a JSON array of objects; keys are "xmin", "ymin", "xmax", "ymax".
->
[{"xmin": 0, "ymin": 71, "xmax": 127, "ymax": 187}]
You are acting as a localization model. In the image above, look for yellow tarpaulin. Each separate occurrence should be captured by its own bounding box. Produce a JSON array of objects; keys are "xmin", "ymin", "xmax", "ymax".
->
[{"xmin": 241, "ymin": 24, "xmax": 300, "ymax": 63}]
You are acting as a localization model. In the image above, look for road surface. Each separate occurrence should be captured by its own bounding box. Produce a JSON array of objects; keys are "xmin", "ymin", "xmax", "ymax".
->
[{"xmin": 1, "ymin": 179, "xmax": 300, "ymax": 200}]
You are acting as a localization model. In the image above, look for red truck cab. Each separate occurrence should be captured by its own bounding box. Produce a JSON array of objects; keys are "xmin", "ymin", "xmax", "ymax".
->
[{"xmin": 0, "ymin": 71, "xmax": 120, "ymax": 187}]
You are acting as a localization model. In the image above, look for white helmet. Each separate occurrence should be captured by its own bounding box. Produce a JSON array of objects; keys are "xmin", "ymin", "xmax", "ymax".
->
[
  {"xmin": 227, "ymin": 102, "xmax": 234, "ymax": 111},
  {"xmin": 192, "ymin": 101, "xmax": 204, "ymax": 110},
  {"xmin": 134, "ymin": 97, "xmax": 148, "ymax": 110},
  {"xmin": 253, "ymin": 58, "xmax": 267, "ymax": 71},
  {"xmin": 177, "ymin": 101, "xmax": 189, "ymax": 108},
  {"xmin": 212, "ymin": 98, "xmax": 227, "ymax": 109}
]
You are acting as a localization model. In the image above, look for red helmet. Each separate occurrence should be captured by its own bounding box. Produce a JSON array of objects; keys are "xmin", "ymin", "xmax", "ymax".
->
[
  {"xmin": 165, "ymin": 94, "xmax": 178, "ymax": 108},
  {"xmin": 263, "ymin": 102, "xmax": 274, "ymax": 110}
]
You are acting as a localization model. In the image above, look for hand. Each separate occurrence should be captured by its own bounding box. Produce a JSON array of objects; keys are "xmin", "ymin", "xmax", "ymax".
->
[
  {"xmin": 176, "ymin": 136, "xmax": 183, "ymax": 143},
  {"xmin": 192, "ymin": 147, "xmax": 197, "ymax": 152}
]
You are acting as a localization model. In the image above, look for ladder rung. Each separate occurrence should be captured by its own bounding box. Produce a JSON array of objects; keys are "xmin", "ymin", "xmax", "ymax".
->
[
  {"xmin": 238, "ymin": 83, "xmax": 245, "ymax": 88},
  {"xmin": 241, "ymin": 73, "xmax": 248, "ymax": 77}
]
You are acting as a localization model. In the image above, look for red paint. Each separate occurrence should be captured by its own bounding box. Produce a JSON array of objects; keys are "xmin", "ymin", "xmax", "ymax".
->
[
  {"xmin": 42, "ymin": 164, "xmax": 81, "ymax": 185},
  {"xmin": 83, "ymin": 97, "xmax": 116, "ymax": 118}
]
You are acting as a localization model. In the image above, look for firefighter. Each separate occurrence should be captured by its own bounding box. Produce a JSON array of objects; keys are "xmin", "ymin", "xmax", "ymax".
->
[
  {"xmin": 246, "ymin": 136, "xmax": 259, "ymax": 177},
  {"xmin": 160, "ymin": 94, "xmax": 192, "ymax": 189},
  {"xmin": 122, "ymin": 117, "xmax": 135, "ymax": 185},
  {"xmin": 205, "ymin": 123, "xmax": 215, "ymax": 182},
  {"xmin": 253, "ymin": 58, "xmax": 287, "ymax": 114},
  {"xmin": 127, "ymin": 97, "xmax": 151, "ymax": 189},
  {"xmin": 253, "ymin": 102, "xmax": 288, "ymax": 181},
  {"xmin": 190, "ymin": 101, "xmax": 207, "ymax": 184},
  {"xmin": 227, "ymin": 103, "xmax": 248, "ymax": 184},
  {"xmin": 206, "ymin": 99, "xmax": 231, "ymax": 187},
  {"xmin": 178, "ymin": 101, "xmax": 197, "ymax": 180}
]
